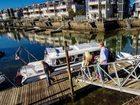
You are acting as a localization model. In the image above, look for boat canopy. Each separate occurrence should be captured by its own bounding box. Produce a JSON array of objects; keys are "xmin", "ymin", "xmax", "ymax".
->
[{"xmin": 45, "ymin": 42, "xmax": 100, "ymax": 59}]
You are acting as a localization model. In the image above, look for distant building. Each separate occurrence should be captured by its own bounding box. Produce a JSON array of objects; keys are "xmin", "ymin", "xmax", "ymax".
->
[
  {"xmin": 117, "ymin": 0, "xmax": 130, "ymax": 19},
  {"xmin": 14, "ymin": 8, "xmax": 23, "ymax": 19},
  {"xmin": 0, "ymin": 8, "xmax": 19, "ymax": 20},
  {"xmin": 86, "ymin": 0, "xmax": 130, "ymax": 21},
  {"xmin": 0, "ymin": 9, "xmax": 12, "ymax": 20},
  {"xmin": 86, "ymin": 0, "xmax": 116, "ymax": 21},
  {"xmin": 22, "ymin": 0, "xmax": 85, "ymax": 18},
  {"xmin": 134, "ymin": 0, "xmax": 140, "ymax": 18}
]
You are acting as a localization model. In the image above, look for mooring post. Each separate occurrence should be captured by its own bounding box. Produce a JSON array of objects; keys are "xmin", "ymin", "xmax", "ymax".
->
[{"xmin": 64, "ymin": 41, "xmax": 74, "ymax": 100}]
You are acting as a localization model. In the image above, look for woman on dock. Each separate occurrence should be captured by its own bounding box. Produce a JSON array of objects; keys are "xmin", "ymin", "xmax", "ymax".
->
[{"xmin": 81, "ymin": 51, "xmax": 92, "ymax": 79}]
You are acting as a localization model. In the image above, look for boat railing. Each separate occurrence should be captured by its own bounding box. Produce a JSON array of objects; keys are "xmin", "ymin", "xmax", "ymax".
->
[
  {"xmin": 0, "ymin": 73, "xmax": 17, "ymax": 87},
  {"xmin": 15, "ymin": 46, "xmax": 38, "ymax": 64},
  {"xmin": 78, "ymin": 55, "xmax": 140, "ymax": 89},
  {"xmin": 55, "ymin": 61, "xmax": 82, "ymax": 71}
]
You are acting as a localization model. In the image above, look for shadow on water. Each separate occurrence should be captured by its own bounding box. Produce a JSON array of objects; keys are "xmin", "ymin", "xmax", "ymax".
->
[
  {"xmin": 53, "ymin": 84, "xmax": 135, "ymax": 105},
  {"xmin": 52, "ymin": 85, "xmax": 100, "ymax": 105},
  {"xmin": 0, "ymin": 81, "xmax": 15, "ymax": 91}
]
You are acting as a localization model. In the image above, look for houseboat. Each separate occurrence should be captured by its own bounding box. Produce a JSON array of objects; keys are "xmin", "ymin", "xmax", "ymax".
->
[
  {"xmin": 44, "ymin": 42, "xmax": 100, "ymax": 69},
  {"xmin": 16, "ymin": 42, "xmax": 100, "ymax": 85}
]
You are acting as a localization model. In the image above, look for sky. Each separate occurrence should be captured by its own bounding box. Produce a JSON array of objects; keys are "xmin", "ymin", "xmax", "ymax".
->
[
  {"xmin": 0, "ymin": 0, "xmax": 48, "ymax": 10},
  {"xmin": 0, "ymin": 0, "xmax": 134, "ymax": 10}
]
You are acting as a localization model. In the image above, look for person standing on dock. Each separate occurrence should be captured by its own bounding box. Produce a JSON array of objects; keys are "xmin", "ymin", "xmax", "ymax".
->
[
  {"xmin": 81, "ymin": 51, "xmax": 92, "ymax": 79},
  {"xmin": 98, "ymin": 42, "xmax": 109, "ymax": 81},
  {"xmin": 42, "ymin": 61, "xmax": 54, "ymax": 86}
]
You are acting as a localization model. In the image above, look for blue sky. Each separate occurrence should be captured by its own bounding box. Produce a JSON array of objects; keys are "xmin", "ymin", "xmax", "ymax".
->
[
  {"xmin": 0, "ymin": 0, "xmax": 47, "ymax": 10},
  {"xmin": 0, "ymin": 0, "xmax": 134, "ymax": 10}
]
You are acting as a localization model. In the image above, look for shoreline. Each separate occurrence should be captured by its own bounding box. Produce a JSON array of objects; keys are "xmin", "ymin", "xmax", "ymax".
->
[{"xmin": 1, "ymin": 18, "xmax": 140, "ymax": 32}]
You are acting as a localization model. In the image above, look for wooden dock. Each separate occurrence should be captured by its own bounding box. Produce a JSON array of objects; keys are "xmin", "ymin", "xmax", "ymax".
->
[
  {"xmin": 0, "ymin": 72, "xmax": 82, "ymax": 105},
  {"xmin": 123, "ymin": 96, "xmax": 140, "ymax": 105}
]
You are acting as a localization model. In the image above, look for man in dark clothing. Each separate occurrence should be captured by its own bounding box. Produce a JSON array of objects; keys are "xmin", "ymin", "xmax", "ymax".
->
[{"xmin": 42, "ymin": 61, "xmax": 55, "ymax": 86}]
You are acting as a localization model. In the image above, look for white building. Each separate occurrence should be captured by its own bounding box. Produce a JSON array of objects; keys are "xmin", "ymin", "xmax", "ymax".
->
[
  {"xmin": 23, "ymin": 0, "xmax": 85, "ymax": 18},
  {"xmin": 23, "ymin": 4, "xmax": 43, "ymax": 18},
  {"xmin": 86, "ymin": 0, "xmax": 114, "ymax": 21},
  {"xmin": 0, "ymin": 9, "xmax": 15, "ymax": 20},
  {"xmin": 134, "ymin": 0, "xmax": 140, "ymax": 18}
]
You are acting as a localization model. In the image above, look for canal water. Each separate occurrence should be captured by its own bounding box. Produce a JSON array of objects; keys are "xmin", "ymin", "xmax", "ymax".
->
[{"xmin": 0, "ymin": 30, "xmax": 138, "ymax": 104}]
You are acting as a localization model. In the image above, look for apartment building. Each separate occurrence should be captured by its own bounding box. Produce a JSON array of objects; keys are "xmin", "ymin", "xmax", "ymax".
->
[
  {"xmin": 0, "ymin": 8, "xmax": 15, "ymax": 20},
  {"xmin": 86, "ymin": 0, "xmax": 113, "ymax": 20},
  {"xmin": 86, "ymin": 0, "xmax": 130, "ymax": 21},
  {"xmin": 22, "ymin": 0, "xmax": 85, "ymax": 18},
  {"xmin": 117, "ymin": 0, "xmax": 130, "ymax": 19},
  {"xmin": 134, "ymin": 0, "xmax": 140, "ymax": 18}
]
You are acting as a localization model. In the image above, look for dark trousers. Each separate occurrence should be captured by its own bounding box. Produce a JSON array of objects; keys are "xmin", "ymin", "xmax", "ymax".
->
[{"xmin": 99, "ymin": 65, "xmax": 109, "ymax": 80}]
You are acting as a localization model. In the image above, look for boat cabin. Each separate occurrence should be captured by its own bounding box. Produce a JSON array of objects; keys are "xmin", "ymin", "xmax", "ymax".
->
[{"xmin": 44, "ymin": 43, "xmax": 100, "ymax": 68}]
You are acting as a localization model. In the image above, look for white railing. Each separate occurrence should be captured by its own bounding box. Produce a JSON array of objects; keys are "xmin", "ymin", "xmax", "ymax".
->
[{"xmin": 78, "ymin": 55, "xmax": 140, "ymax": 89}]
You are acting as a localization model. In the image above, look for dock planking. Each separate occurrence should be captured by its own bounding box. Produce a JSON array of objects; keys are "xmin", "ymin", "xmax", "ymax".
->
[
  {"xmin": 0, "ymin": 72, "xmax": 79, "ymax": 105},
  {"xmin": 123, "ymin": 96, "xmax": 140, "ymax": 105}
]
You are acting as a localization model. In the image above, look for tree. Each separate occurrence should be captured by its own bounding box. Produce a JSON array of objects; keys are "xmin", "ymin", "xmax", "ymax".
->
[
  {"xmin": 76, "ymin": 10, "xmax": 86, "ymax": 16},
  {"xmin": 68, "ymin": 8, "xmax": 76, "ymax": 19}
]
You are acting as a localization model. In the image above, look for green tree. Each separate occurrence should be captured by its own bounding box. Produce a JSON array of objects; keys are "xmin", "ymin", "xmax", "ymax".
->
[
  {"xmin": 76, "ymin": 10, "xmax": 86, "ymax": 16},
  {"xmin": 68, "ymin": 8, "xmax": 76, "ymax": 19}
]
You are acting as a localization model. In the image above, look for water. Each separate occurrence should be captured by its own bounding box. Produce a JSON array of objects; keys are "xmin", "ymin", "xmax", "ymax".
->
[{"xmin": 0, "ymin": 30, "xmax": 139, "ymax": 104}]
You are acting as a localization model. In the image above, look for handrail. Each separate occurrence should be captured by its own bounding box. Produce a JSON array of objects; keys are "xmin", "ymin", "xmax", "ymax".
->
[
  {"xmin": 78, "ymin": 56, "xmax": 140, "ymax": 90},
  {"xmin": 15, "ymin": 46, "xmax": 38, "ymax": 64}
]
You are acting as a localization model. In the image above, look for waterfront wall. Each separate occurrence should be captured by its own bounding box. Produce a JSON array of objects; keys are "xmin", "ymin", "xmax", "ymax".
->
[{"xmin": 1, "ymin": 19, "xmax": 140, "ymax": 32}]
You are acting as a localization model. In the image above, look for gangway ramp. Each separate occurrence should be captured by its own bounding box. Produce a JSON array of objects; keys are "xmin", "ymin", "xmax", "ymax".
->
[
  {"xmin": 76, "ymin": 56, "xmax": 140, "ymax": 96},
  {"xmin": 78, "ymin": 78, "xmax": 140, "ymax": 96}
]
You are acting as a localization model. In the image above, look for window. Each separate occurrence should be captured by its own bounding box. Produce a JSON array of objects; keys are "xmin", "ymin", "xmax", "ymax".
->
[
  {"xmin": 69, "ymin": 56, "xmax": 75, "ymax": 62},
  {"xmin": 56, "ymin": 58, "xmax": 66, "ymax": 65}
]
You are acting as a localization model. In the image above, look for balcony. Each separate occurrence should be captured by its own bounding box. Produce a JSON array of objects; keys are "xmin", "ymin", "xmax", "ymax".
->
[
  {"xmin": 23, "ymin": 10, "xmax": 28, "ymax": 13},
  {"xmin": 34, "ymin": 8, "xmax": 40, "ymax": 12},
  {"xmin": 89, "ymin": 9, "xmax": 106, "ymax": 14},
  {"xmin": 47, "ymin": 12, "xmax": 55, "ymax": 17},
  {"xmin": 48, "ymin": 6, "xmax": 55, "ymax": 10},
  {"xmin": 57, "ymin": 11, "xmax": 68, "ymax": 16},
  {"xmin": 28, "ymin": 9, "xmax": 34, "ymax": 12},
  {"xmin": 88, "ymin": 0, "xmax": 106, "ymax": 5},
  {"xmin": 41, "ymin": 7, "xmax": 48, "ymax": 11},
  {"xmin": 29, "ymin": 14, "xmax": 41, "ymax": 17},
  {"xmin": 23, "ymin": 15, "xmax": 29, "ymax": 18},
  {"xmin": 56, "ymin": 5, "xmax": 67, "ymax": 9}
]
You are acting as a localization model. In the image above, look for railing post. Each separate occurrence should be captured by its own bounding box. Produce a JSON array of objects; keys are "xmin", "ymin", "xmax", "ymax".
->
[
  {"xmin": 97, "ymin": 64, "xmax": 104, "ymax": 86},
  {"xmin": 64, "ymin": 41, "xmax": 74, "ymax": 100},
  {"xmin": 113, "ymin": 63, "xmax": 120, "ymax": 87}
]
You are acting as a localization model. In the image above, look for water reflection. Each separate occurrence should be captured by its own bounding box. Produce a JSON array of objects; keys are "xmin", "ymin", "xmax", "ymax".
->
[
  {"xmin": 1, "ymin": 30, "xmax": 140, "ymax": 54},
  {"xmin": 0, "ymin": 30, "xmax": 140, "ymax": 88}
]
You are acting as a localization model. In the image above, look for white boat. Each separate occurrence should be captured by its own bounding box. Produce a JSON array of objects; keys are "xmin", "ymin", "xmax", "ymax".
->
[
  {"xmin": 0, "ymin": 75, "xmax": 5, "ymax": 84},
  {"xmin": 16, "ymin": 42, "xmax": 100, "ymax": 84},
  {"xmin": 44, "ymin": 42, "xmax": 100, "ymax": 69},
  {"xmin": 18, "ymin": 60, "xmax": 47, "ymax": 84},
  {"xmin": 116, "ymin": 52, "xmax": 133, "ymax": 59},
  {"xmin": 116, "ymin": 52, "xmax": 140, "ymax": 65}
]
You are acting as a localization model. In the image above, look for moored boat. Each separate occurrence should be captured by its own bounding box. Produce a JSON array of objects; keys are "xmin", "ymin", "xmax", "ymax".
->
[
  {"xmin": 44, "ymin": 42, "xmax": 100, "ymax": 70},
  {"xmin": 16, "ymin": 42, "xmax": 100, "ymax": 85}
]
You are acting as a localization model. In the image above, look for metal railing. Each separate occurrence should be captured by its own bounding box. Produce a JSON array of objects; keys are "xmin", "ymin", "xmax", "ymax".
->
[{"xmin": 78, "ymin": 55, "xmax": 140, "ymax": 90}]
